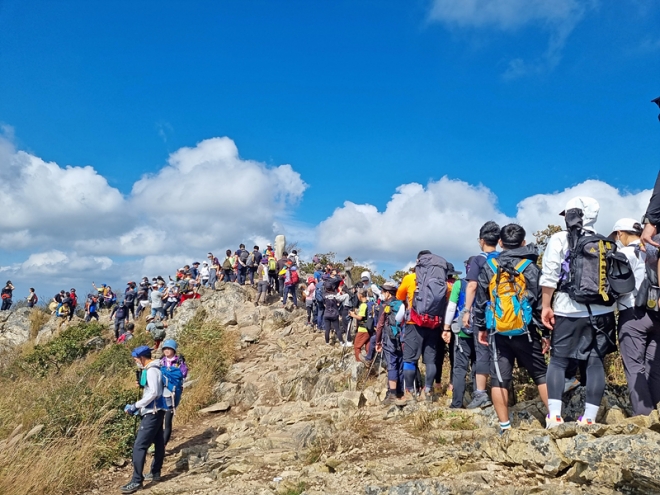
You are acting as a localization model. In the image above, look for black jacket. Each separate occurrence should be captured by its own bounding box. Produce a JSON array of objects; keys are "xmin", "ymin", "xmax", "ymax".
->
[
  {"xmin": 473, "ymin": 245, "xmax": 545, "ymax": 336},
  {"xmin": 645, "ymin": 171, "xmax": 660, "ymax": 226}
]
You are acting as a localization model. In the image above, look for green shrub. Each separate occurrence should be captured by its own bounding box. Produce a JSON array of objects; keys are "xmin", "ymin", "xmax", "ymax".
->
[{"xmin": 16, "ymin": 322, "xmax": 106, "ymax": 376}]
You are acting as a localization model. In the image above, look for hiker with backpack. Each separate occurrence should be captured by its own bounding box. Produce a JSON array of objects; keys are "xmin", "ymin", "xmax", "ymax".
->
[
  {"xmin": 434, "ymin": 264, "xmax": 459, "ymax": 395},
  {"xmin": 609, "ymin": 218, "xmax": 660, "ymax": 416},
  {"xmin": 267, "ymin": 254, "xmax": 278, "ymax": 294},
  {"xmin": 461, "ymin": 221, "xmax": 500, "ymax": 409},
  {"xmin": 443, "ymin": 260, "xmax": 477, "ymax": 408},
  {"xmin": 473, "ymin": 224, "xmax": 549, "ymax": 433},
  {"xmin": 27, "ymin": 288, "xmax": 38, "ymax": 308},
  {"xmin": 121, "ymin": 346, "xmax": 166, "ymax": 494},
  {"xmin": 125, "ymin": 282, "xmax": 137, "ymax": 321},
  {"xmin": 396, "ymin": 250, "xmax": 449, "ymax": 405},
  {"xmin": 146, "ymin": 315, "xmax": 167, "ymax": 349},
  {"xmin": 254, "ymin": 258, "xmax": 271, "ymax": 306},
  {"xmin": 335, "ymin": 283, "xmax": 355, "ymax": 343},
  {"xmin": 360, "ymin": 272, "xmax": 381, "ymax": 363},
  {"xmin": 159, "ymin": 339, "xmax": 188, "ymax": 447},
  {"xmin": 282, "ymin": 260, "xmax": 300, "ymax": 307},
  {"xmin": 247, "ymin": 245, "xmax": 262, "ymax": 285},
  {"xmin": 1, "ymin": 281, "xmax": 14, "ymax": 311},
  {"xmin": 322, "ymin": 275, "xmax": 344, "ymax": 345},
  {"xmin": 110, "ymin": 301, "xmax": 130, "ymax": 340},
  {"xmin": 541, "ymin": 197, "xmax": 627, "ymax": 427},
  {"xmin": 349, "ymin": 289, "xmax": 371, "ymax": 357},
  {"xmin": 221, "ymin": 249, "xmax": 235, "ymax": 282},
  {"xmin": 236, "ymin": 244, "xmax": 250, "ymax": 285},
  {"xmin": 375, "ymin": 281, "xmax": 405, "ymax": 405},
  {"xmin": 117, "ymin": 323, "xmax": 135, "ymax": 344}
]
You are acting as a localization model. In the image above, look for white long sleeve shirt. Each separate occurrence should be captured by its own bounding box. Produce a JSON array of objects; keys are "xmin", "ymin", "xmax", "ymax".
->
[
  {"xmin": 135, "ymin": 360, "xmax": 164, "ymax": 415},
  {"xmin": 540, "ymin": 230, "xmax": 614, "ymax": 318},
  {"xmin": 617, "ymin": 240, "xmax": 646, "ymax": 311}
]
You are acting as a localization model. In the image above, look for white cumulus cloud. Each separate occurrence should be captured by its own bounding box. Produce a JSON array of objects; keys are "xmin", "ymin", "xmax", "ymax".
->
[{"xmin": 317, "ymin": 176, "xmax": 651, "ymax": 267}]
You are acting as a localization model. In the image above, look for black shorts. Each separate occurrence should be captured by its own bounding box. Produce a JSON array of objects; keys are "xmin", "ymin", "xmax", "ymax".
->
[
  {"xmin": 402, "ymin": 324, "xmax": 439, "ymax": 365},
  {"xmin": 490, "ymin": 333, "xmax": 547, "ymax": 388},
  {"xmin": 551, "ymin": 313, "xmax": 616, "ymax": 360}
]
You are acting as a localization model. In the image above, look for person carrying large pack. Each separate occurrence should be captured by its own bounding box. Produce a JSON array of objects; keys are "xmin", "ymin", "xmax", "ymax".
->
[
  {"xmin": 121, "ymin": 346, "xmax": 166, "ymax": 494},
  {"xmin": 375, "ymin": 281, "xmax": 405, "ymax": 405},
  {"xmin": 541, "ymin": 197, "xmax": 633, "ymax": 428},
  {"xmin": 474, "ymin": 224, "xmax": 550, "ymax": 434},
  {"xmin": 396, "ymin": 250, "xmax": 448, "ymax": 405}
]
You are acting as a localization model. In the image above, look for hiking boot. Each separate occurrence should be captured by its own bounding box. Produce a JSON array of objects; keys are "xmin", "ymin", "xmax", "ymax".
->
[
  {"xmin": 576, "ymin": 416, "xmax": 594, "ymax": 426},
  {"xmin": 395, "ymin": 391, "xmax": 416, "ymax": 406},
  {"xmin": 144, "ymin": 472, "xmax": 161, "ymax": 482},
  {"xmin": 564, "ymin": 377, "xmax": 581, "ymax": 393},
  {"xmin": 381, "ymin": 392, "xmax": 397, "ymax": 407},
  {"xmin": 545, "ymin": 414, "xmax": 565, "ymax": 429},
  {"xmin": 466, "ymin": 393, "xmax": 492, "ymax": 409},
  {"xmin": 120, "ymin": 481, "xmax": 143, "ymax": 494}
]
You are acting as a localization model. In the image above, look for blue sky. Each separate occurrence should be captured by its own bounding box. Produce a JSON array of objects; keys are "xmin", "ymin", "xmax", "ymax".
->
[{"xmin": 0, "ymin": 0, "xmax": 659, "ymax": 296}]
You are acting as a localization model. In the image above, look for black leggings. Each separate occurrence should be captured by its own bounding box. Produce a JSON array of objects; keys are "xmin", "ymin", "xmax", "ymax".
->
[
  {"xmin": 547, "ymin": 355, "xmax": 606, "ymax": 406},
  {"xmin": 163, "ymin": 409, "xmax": 174, "ymax": 446},
  {"xmin": 324, "ymin": 317, "xmax": 343, "ymax": 343}
]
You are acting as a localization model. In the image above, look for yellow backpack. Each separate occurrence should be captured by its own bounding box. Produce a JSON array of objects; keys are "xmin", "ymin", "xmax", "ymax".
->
[{"xmin": 485, "ymin": 258, "xmax": 533, "ymax": 336}]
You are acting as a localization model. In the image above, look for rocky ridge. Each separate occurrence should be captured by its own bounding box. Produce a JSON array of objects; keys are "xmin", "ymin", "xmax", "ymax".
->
[{"xmin": 4, "ymin": 284, "xmax": 660, "ymax": 494}]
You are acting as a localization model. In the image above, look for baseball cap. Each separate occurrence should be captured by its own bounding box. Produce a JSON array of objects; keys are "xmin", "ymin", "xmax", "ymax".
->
[
  {"xmin": 131, "ymin": 345, "xmax": 152, "ymax": 359},
  {"xmin": 608, "ymin": 218, "xmax": 640, "ymax": 240}
]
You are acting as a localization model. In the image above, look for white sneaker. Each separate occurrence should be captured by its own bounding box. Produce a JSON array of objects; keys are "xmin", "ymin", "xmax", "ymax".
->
[
  {"xmin": 346, "ymin": 341, "xmax": 353, "ymax": 345},
  {"xmin": 546, "ymin": 414, "xmax": 565, "ymax": 429}
]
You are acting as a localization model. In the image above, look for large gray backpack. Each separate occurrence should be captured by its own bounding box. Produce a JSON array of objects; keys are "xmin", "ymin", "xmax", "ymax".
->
[{"xmin": 410, "ymin": 253, "xmax": 448, "ymax": 329}]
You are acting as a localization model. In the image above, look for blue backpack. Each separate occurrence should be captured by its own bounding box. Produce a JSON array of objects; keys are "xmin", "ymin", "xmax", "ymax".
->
[
  {"xmin": 142, "ymin": 366, "xmax": 184, "ymax": 410},
  {"xmin": 315, "ymin": 280, "xmax": 325, "ymax": 303},
  {"xmin": 160, "ymin": 366, "xmax": 184, "ymax": 409}
]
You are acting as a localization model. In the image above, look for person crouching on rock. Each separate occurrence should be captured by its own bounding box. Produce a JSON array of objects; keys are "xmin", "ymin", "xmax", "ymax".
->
[{"xmin": 121, "ymin": 345, "xmax": 166, "ymax": 494}]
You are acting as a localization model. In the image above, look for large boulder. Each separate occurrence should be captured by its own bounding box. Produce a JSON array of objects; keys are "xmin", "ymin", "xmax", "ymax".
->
[{"xmin": 0, "ymin": 307, "xmax": 33, "ymax": 349}]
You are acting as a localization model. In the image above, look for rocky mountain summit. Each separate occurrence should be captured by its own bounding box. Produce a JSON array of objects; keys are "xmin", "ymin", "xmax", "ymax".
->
[{"xmin": 3, "ymin": 284, "xmax": 660, "ymax": 495}]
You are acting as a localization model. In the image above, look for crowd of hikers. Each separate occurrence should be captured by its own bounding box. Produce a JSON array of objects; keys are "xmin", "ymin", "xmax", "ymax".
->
[{"xmin": 3, "ymin": 173, "xmax": 660, "ymax": 494}]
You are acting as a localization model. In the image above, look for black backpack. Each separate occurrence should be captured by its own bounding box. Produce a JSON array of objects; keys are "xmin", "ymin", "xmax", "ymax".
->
[
  {"xmin": 559, "ymin": 210, "xmax": 635, "ymax": 306},
  {"xmin": 324, "ymin": 295, "xmax": 339, "ymax": 319}
]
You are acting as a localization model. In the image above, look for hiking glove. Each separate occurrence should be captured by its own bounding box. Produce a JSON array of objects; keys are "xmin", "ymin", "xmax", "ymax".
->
[{"xmin": 124, "ymin": 404, "xmax": 138, "ymax": 415}]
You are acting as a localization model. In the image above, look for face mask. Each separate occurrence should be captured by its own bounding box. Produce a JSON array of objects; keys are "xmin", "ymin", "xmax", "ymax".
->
[{"xmin": 616, "ymin": 240, "xmax": 624, "ymax": 250}]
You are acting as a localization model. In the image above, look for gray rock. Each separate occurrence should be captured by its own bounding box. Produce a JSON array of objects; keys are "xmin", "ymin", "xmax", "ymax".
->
[{"xmin": 199, "ymin": 401, "xmax": 231, "ymax": 414}]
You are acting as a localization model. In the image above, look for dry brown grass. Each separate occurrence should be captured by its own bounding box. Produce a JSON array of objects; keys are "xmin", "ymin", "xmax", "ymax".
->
[
  {"xmin": 0, "ymin": 312, "xmax": 235, "ymax": 495},
  {"xmin": 28, "ymin": 309, "xmax": 50, "ymax": 340}
]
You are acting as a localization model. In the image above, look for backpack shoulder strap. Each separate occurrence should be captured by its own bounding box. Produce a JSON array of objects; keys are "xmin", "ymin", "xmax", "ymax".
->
[
  {"xmin": 486, "ymin": 258, "xmax": 499, "ymax": 274},
  {"xmin": 515, "ymin": 259, "xmax": 533, "ymax": 273}
]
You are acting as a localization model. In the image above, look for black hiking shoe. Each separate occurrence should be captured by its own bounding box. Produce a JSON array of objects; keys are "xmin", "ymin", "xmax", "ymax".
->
[
  {"xmin": 144, "ymin": 472, "xmax": 161, "ymax": 482},
  {"xmin": 120, "ymin": 481, "xmax": 143, "ymax": 493},
  {"xmin": 381, "ymin": 392, "xmax": 397, "ymax": 407}
]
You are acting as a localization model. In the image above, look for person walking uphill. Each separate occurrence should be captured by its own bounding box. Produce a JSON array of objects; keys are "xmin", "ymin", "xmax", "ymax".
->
[
  {"xmin": 541, "ymin": 197, "xmax": 622, "ymax": 428},
  {"xmin": 1, "ymin": 281, "xmax": 14, "ymax": 311},
  {"xmin": 609, "ymin": 218, "xmax": 660, "ymax": 416},
  {"xmin": 396, "ymin": 251, "xmax": 449, "ymax": 405},
  {"xmin": 121, "ymin": 346, "xmax": 166, "ymax": 494},
  {"xmin": 473, "ymin": 224, "xmax": 549, "ymax": 434},
  {"xmin": 462, "ymin": 221, "xmax": 500, "ymax": 409}
]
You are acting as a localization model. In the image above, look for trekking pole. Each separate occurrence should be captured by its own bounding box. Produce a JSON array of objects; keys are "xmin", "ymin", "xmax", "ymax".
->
[{"xmin": 376, "ymin": 348, "xmax": 383, "ymax": 382}]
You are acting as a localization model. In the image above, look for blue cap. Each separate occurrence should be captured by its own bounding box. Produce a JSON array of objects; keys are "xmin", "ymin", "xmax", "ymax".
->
[
  {"xmin": 131, "ymin": 345, "xmax": 151, "ymax": 359},
  {"xmin": 162, "ymin": 339, "xmax": 177, "ymax": 352}
]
